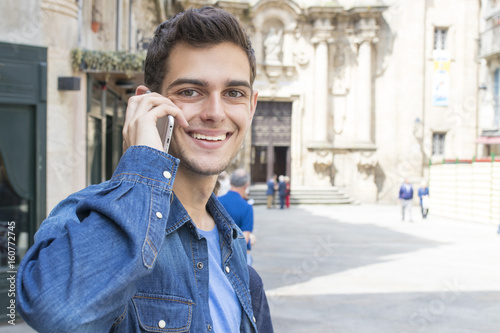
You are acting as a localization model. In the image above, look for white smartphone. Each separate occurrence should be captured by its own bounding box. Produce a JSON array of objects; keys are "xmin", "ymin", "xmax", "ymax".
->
[{"xmin": 157, "ymin": 115, "xmax": 174, "ymax": 154}]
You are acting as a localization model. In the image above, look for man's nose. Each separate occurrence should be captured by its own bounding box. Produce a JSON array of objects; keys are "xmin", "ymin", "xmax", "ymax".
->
[{"xmin": 200, "ymin": 93, "xmax": 225, "ymax": 122}]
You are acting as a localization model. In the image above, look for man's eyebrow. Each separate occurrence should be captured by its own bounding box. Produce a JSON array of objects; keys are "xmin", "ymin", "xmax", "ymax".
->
[
  {"xmin": 166, "ymin": 78, "xmax": 207, "ymax": 91},
  {"xmin": 226, "ymin": 80, "xmax": 252, "ymax": 90}
]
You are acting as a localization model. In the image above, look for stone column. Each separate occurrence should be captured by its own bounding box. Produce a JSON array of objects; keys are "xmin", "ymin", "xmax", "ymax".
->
[
  {"xmin": 355, "ymin": 16, "xmax": 378, "ymax": 143},
  {"xmin": 313, "ymin": 37, "xmax": 330, "ymax": 143},
  {"xmin": 356, "ymin": 39, "xmax": 372, "ymax": 142}
]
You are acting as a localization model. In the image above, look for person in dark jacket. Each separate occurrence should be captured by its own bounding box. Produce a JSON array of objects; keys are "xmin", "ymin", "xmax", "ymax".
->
[
  {"xmin": 399, "ymin": 178, "xmax": 414, "ymax": 222},
  {"xmin": 418, "ymin": 181, "xmax": 430, "ymax": 219},
  {"xmin": 278, "ymin": 175, "xmax": 287, "ymax": 209}
]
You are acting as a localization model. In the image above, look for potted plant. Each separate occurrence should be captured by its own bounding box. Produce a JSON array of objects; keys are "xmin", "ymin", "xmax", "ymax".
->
[{"xmin": 91, "ymin": 4, "xmax": 101, "ymax": 33}]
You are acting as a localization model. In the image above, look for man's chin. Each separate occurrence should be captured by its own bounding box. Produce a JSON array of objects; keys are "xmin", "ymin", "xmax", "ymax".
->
[{"xmin": 179, "ymin": 158, "xmax": 229, "ymax": 177}]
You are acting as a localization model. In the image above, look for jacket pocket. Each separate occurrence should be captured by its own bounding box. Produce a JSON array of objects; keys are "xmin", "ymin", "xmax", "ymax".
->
[{"xmin": 132, "ymin": 293, "xmax": 193, "ymax": 332}]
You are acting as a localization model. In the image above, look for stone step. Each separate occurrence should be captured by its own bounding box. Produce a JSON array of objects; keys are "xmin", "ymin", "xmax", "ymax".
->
[{"xmin": 248, "ymin": 185, "xmax": 355, "ymax": 205}]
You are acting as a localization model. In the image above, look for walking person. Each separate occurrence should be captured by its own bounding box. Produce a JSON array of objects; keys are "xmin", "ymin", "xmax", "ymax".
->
[
  {"xmin": 418, "ymin": 180, "xmax": 430, "ymax": 219},
  {"xmin": 266, "ymin": 174, "xmax": 277, "ymax": 209},
  {"xmin": 399, "ymin": 178, "xmax": 414, "ymax": 222},
  {"xmin": 219, "ymin": 169, "xmax": 255, "ymax": 265},
  {"xmin": 285, "ymin": 176, "xmax": 291, "ymax": 208},
  {"xmin": 278, "ymin": 175, "xmax": 287, "ymax": 209},
  {"xmin": 16, "ymin": 7, "xmax": 270, "ymax": 332}
]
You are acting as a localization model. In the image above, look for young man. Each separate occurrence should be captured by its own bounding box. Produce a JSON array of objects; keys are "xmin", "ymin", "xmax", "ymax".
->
[
  {"xmin": 218, "ymin": 169, "xmax": 254, "ymax": 264},
  {"xmin": 17, "ymin": 7, "xmax": 263, "ymax": 332}
]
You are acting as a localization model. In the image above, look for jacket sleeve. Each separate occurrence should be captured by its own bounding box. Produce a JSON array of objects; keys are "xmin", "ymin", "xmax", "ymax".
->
[{"xmin": 16, "ymin": 146, "xmax": 179, "ymax": 332}]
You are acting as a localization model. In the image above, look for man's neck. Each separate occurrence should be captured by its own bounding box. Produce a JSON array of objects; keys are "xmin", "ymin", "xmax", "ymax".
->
[
  {"xmin": 230, "ymin": 186, "xmax": 246, "ymax": 198},
  {"xmin": 173, "ymin": 167, "xmax": 218, "ymax": 231}
]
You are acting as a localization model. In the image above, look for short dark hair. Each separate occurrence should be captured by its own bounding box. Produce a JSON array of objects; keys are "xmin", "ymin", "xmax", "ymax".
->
[
  {"xmin": 230, "ymin": 169, "xmax": 249, "ymax": 187},
  {"xmin": 144, "ymin": 6, "xmax": 256, "ymax": 93}
]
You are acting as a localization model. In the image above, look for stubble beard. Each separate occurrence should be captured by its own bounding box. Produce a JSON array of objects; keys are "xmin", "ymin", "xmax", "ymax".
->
[{"xmin": 169, "ymin": 143, "xmax": 239, "ymax": 177}]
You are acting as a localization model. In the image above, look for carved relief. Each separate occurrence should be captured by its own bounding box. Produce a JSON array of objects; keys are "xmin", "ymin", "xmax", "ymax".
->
[
  {"xmin": 314, "ymin": 150, "xmax": 334, "ymax": 178},
  {"xmin": 357, "ymin": 151, "xmax": 378, "ymax": 180},
  {"xmin": 293, "ymin": 36, "xmax": 311, "ymax": 66}
]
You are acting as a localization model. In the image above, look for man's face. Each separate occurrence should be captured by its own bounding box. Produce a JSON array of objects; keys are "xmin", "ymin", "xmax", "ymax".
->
[{"xmin": 162, "ymin": 42, "xmax": 258, "ymax": 176}]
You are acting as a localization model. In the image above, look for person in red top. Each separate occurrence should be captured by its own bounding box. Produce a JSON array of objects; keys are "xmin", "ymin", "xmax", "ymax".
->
[{"xmin": 285, "ymin": 176, "xmax": 291, "ymax": 208}]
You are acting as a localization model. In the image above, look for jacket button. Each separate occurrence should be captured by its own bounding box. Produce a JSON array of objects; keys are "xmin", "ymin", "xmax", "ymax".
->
[
  {"xmin": 156, "ymin": 212, "xmax": 163, "ymax": 219},
  {"xmin": 197, "ymin": 262, "xmax": 204, "ymax": 270},
  {"xmin": 158, "ymin": 320, "xmax": 166, "ymax": 328},
  {"xmin": 208, "ymin": 324, "xmax": 212, "ymax": 331},
  {"xmin": 253, "ymin": 316, "xmax": 256, "ymax": 323},
  {"xmin": 163, "ymin": 171, "xmax": 171, "ymax": 179},
  {"xmin": 225, "ymin": 266, "xmax": 230, "ymax": 273}
]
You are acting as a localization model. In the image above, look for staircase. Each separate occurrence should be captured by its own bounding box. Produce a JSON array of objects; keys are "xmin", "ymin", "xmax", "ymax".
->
[{"xmin": 248, "ymin": 184, "xmax": 356, "ymax": 205}]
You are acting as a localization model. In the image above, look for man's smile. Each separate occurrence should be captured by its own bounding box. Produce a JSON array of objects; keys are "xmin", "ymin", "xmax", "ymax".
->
[{"xmin": 189, "ymin": 132, "xmax": 228, "ymax": 141}]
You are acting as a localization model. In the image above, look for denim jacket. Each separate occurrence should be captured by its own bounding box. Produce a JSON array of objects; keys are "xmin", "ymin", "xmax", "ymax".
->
[{"xmin": 17, "ymin": 146, "xmax": 257, "ymax": 333}]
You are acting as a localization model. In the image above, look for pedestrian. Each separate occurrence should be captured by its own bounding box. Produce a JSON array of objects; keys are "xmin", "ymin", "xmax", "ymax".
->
[
  {"xmin": 218, "ymin": 169, "xmax": 255, "ymax": 265},
  {"xmin": 418, "ymin": 180, "xmax": 430, "ymax": 219},
  {"xmin": 399, "ymin": 178, "xmax": 414, "ymax": 222},
  {"xmin": 16, "ymin": 6, "xmax": 270, "ymax": 332},
  {"xmin": 278, "ymin": 175, "xmax": 287, "ymax": 209},
  {"xmin": 266, "ymin": 174, "xmax": 277, "ymax": 208},
  {"xmin": 285, "ymin": 176, "xmax": 291, "ymax": 208}
]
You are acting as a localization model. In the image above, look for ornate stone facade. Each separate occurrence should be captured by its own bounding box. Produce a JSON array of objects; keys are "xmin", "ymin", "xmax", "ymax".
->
[{"xmin": 175, "ymin": 0, "xmax": 479, "ymax": 204}]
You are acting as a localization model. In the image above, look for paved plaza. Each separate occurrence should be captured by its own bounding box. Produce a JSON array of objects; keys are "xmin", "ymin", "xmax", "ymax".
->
[
  {"xmin": 3, "ymin": 204, "xmax": 500, "ymax": 332},
  {"xmin": 251, "ymin": 204, "xmax": 500, "ymax": 333}
]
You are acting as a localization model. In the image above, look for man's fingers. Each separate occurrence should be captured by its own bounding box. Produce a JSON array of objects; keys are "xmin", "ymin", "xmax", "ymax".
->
[{"xmin": 123, "ymin": 91, "xmax": 189, "ymax": 150}]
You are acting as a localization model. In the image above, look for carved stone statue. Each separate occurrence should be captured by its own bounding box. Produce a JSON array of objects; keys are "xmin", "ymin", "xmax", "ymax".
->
[{"xmin": 264, "ymin": 27, "xmax": 283, "ymax": 65}]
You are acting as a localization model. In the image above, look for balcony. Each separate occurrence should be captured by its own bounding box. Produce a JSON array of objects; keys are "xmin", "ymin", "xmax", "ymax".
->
[{"xmin": 479, "ymin": 13, "xmax": 500, "ymax": 59}]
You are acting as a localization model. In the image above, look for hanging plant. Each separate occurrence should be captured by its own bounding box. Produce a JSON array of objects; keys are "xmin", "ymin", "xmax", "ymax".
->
[{"xmin": 71, "ymin": 48, "xmax": 146, "ymax": 77}]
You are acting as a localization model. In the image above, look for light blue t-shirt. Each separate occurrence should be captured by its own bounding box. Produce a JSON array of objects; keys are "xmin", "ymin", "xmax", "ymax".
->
[{"xmin": 198, "ymin": 226, "xmax": 242, "ymax": 332}]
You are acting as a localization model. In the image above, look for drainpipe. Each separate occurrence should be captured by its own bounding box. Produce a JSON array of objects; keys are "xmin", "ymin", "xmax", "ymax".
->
[
  {"xmin": 128, "ymin": 0, "xmax": 133, "ymax": 52},
  {"xmin": 77, "ymin": 0, "xmax": 82, "ymax": 47},
  {"xmin": 116, "ymin": 0, "xmax": 122, "ymax": 50}
]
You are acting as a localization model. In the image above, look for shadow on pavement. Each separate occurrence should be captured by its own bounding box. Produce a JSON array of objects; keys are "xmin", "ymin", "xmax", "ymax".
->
[
  {"xmin": 252, "ymin": 206, "xmax": 444, "ymax": 291},
  {"xmin": 267, "ymin": 291, "xmax": 500, "ymax": 333}
]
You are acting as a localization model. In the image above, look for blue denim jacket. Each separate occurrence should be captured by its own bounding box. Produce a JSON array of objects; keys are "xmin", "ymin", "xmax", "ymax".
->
[{"xmin": 17, "ymin": 146, "xmax": 257, "ymax": 333}]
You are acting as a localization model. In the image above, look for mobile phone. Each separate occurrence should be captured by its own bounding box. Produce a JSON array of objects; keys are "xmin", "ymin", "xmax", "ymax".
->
[{"xmin": 157, "ymin": 115, "xmax": 174, "ymax": 154}]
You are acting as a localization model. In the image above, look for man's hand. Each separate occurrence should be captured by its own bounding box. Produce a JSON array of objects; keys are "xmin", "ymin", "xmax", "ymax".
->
[{"xmin": 122, "ymin": 85, "xmax": 189, "ymax": 152}]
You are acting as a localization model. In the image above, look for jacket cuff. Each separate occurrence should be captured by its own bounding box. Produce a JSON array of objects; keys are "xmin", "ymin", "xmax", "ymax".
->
[{"xmin": 111, "ymin": 145, "xmax": 180, "ymax": 191}]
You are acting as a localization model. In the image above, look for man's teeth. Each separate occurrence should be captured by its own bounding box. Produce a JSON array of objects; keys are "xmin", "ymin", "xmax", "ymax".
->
[{"xmin": 190, "ymin": 133, "xmax": 226, "ymax": 141}]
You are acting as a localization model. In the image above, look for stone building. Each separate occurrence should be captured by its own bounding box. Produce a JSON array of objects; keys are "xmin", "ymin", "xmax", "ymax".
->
[{"xmin": 478, "ymin": 0, "xmax": 500, "ymax": 153}]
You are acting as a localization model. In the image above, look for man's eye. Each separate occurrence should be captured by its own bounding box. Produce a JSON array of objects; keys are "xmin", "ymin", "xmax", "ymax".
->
[
  {"xmin": 181, "ymin": 89, "xmax": 198, "ymax": 97},
  {"xmin": 226, "ymin": 90, "xmax": 243, "ymax": 98}
]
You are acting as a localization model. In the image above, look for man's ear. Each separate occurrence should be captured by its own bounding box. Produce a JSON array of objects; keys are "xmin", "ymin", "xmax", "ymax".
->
[
  {"xmin": 249, "ymin": 89, "xmax": 259, "ymax": 120},
  {"xmin": 135, "ymin": 85, "xmax": 150, "ymax": 96}
]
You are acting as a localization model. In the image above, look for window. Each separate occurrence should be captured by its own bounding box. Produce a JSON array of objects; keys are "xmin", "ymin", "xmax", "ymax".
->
[
  {"xmin": 432, "ymin": 133, "xmax": 446, "ymax": 155},
  {"xmin": 87, "ymin": 78, "xmax": 126, "ymax": 185},
  {"xmin": 434, "ymin": 28, "xmax": 448, "ymax": 50}
]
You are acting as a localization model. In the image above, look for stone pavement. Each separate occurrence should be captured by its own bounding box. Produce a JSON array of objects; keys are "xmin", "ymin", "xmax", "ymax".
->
[
  {"xmin": 251, "ymin": 204, "xmax": 500, "ymax": 333},
  {"xmin": 4, "ymin": 204, "xmax": 500, "ymax": 332}
]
